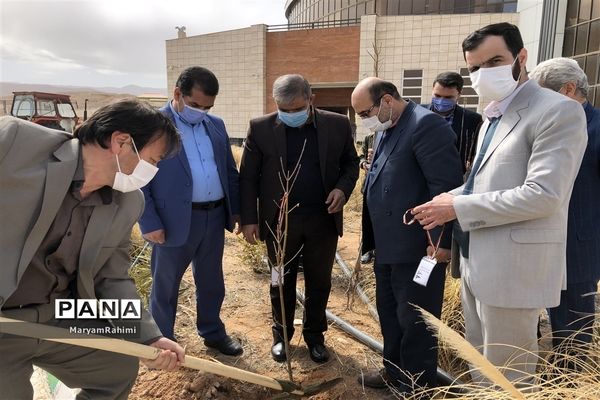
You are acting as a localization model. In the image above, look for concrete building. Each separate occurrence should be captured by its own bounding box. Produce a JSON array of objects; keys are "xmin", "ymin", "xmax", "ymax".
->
[{"xmin": 165, "ymin": 0, "xmax": 599, "ymax": 142}]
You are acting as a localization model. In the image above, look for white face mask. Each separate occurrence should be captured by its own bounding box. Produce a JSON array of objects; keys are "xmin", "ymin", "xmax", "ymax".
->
[
  {"xmin": 361, "ymin": 99, "xmax": 393, "ymax": 132},
  {"xmin": 470, "ymin": 58, "xmax": 521, "ymax": 102},
  {"xmin": 113, "ymin": 139, "xmax": 159, "ymax": 193}
]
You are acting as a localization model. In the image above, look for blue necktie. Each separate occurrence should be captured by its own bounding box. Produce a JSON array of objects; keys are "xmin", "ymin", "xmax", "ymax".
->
[
  {"xmin": 455, "ymin": 117, "xmax": 500, "ymax": 257},
  {"xmin": 463, "ymin": 117, "xmax": 500, "ymax": 195}
]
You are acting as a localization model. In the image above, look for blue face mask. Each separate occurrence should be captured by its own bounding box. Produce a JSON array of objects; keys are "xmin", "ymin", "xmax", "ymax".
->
[
  {"xmin": 431, "ymin": 97, "xmax": 456, "ymax": 114},
  {"xmin": 179, "ymin": 104, "xmax": 207, "ymax": 125},
  {"xmin": 278, "ymin": 108, "xmax": 309, "ymax": 128}
]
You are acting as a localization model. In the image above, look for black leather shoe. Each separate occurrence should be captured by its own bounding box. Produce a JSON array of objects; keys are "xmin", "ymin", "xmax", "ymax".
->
[
  {"xmin": 204, "ymin": 335, "xmax": 243, "ymax": 356},
  {"xmin": 308, "ymin": 343, "xmax": 330, "ymax": 363},
  {"xmin": 358, "ymin": 368, "xmax": 400, "ymax": 389},
  {"xmin": 271, "ymin": 342, "xmax": 287, "ymax": 362}
]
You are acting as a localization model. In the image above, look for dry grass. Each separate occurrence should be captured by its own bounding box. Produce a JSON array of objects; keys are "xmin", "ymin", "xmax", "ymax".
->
[
  {"xmin": 129, "ymin": 225, "xmax": 153, "ymax": 307},
  {"xmin": 236, "ymin": 236, "xmax": 268, "ymax": 274},
  {"xmin": 231, "ymin": 144, "xmax": 243, "ymax": 168}
]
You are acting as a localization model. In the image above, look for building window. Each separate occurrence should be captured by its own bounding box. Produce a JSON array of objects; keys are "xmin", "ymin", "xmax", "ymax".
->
[
  {"xmin": 563, "ymin": 0, "xmax": 600, "ymax": 107},
  {"xmin": 459, "ymin": 67, "xmax": 480, "ymax": 112},
  {"xmin": 402, "ymin": 69, "xmax": 423, "ymax": 104}
]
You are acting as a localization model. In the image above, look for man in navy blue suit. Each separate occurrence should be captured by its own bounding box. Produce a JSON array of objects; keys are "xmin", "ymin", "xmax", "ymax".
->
[
  {"xmin": 351, "ymin": 77, "xmax": 463, "ymax": 396},
  {"xmin": 139, "ymin": 66, "xmax": 243, "ymax": 356},
  {"xmin": 531, "ymin": 57, "xmax": 600, "ymax": 352}
]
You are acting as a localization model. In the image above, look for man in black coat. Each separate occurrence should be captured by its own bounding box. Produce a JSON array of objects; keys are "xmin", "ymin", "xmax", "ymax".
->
[
  {"xmin": 423, "ymin": 71, "xmax": 483, "ymax": 175},
  {"xmin": 352, "ymin": 78, "xmax": 463, "ymax": 396},
  {"xmin": 240, "ymin": 74, "xmax": 359, "ymax": 364}
]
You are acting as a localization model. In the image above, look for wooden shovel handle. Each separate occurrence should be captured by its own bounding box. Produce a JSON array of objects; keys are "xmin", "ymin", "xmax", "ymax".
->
[{"xmin": 0, "ymin": 316, "xmax": 301, "ymax": 395}]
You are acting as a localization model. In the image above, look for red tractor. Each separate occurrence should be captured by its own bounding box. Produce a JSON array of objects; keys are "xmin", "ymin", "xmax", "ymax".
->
[{"xmin": 10, "ymin": 91, "xmax": 80, "ymax": 133}]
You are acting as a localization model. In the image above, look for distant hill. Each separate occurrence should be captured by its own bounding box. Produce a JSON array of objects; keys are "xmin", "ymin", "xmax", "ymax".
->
[{"xmin": 0, "ymin": 82, "xmax": 167, "ymax": 97}]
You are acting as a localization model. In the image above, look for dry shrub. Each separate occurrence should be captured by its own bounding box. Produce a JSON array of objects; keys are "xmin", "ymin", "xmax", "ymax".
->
[
  {"xmin": 236, "ymin": 236, "xmax": 268, "ymax": 274},
  {"xmin": 345, "ymin": 145, "xmax": 365, "ymax": 214},
  {"xmin": 410, "ymin": 301, "xmax": 600, "ymax": 400},
  {"xmin": 437, "ymin": 274, "xmax": 469, "ymax": 378},
  {"xmin": 129, "ymin": 225, "xmax": 153, "ymax": 306},
  {"xmin": 231, "ymin": 144, "xmax": 243, "ymax": 168}
]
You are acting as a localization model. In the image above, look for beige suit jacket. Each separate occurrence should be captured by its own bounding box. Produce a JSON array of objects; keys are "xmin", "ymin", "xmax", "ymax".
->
[
  {"xmin": 450, "ymin": 80, "xmax": 587, "ymax": 309},
  {"xmin": 0, "ymin": 117, "xmax": 161, "ymax": 343}
]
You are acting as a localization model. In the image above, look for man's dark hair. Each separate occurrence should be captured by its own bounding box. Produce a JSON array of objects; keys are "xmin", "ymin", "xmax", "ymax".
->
[
  {"xmin": 368, "ymin": 80, "xmax": 401, "ymax": 103},
  {"xmin": 74, "ymin": 98, "xmax": 180, "ymax": 157},
  {"xmin": 175, "ymin": 66, "xmax": 219, "ymax": 97},
  {"xmin": 462, "ymin": 22, "xmax": 524, "ymax": 58},
  {"xmin": 434, "ymin": 71, "xmax": 464, "ymax": 92}
]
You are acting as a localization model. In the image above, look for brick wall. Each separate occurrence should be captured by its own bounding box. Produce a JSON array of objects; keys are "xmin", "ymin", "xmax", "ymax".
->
[{"xmin": 265, "ymin": 26, "xmax": 360, "ymax": 113}]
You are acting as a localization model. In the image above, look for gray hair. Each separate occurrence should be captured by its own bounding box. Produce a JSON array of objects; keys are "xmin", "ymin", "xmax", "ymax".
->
[
  {"xmin": 272, "ymin": 74, "xmax": 311, "ymax": 105},
  {"xmin": 530, "ymin": 57, "xmax": 589, "ymax": 97}
]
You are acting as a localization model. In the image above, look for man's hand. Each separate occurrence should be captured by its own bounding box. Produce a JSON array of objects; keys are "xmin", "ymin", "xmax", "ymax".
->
[
  {"xmin": 427, "ymin": 246, "xmax": 451, "ymax": 264},
  {"xmin": 326, "ymin": 189, "xmax": 346, "ymax": 214},
  {"xmin": 242, "ymin": 224, "xmax": 260, "ymax": 245},
  {"xmin": 232, "ymin": 214, "xmax": 242, "ymax": 235},
  {"xmin": 412, "ymin": 193, "xmax": 457, "ymax": 230},
  {"xmin": 142, "ymin": 229, "xmax": 165, "ymax": 245},
  {"xmin": 142, "ymin": 337, "xmax": 185, "ymax": 371}
]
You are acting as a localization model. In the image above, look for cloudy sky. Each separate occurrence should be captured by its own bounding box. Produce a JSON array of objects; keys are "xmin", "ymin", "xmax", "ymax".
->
[{"xmin": 0, "ymin": 0, "xmax": 287, "ymax": 89}]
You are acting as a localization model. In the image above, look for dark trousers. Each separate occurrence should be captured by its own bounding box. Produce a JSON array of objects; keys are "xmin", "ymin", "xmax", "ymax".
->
[
  {"xmin": 374, "ymin": 261, "xmax": 446, "ymax": 392},
  {"xmin": 266, "ymin": 213, "xmax": 338, "ymax": 346},
  {"xmin": 149, "ymin": 207, "xmax": 227, "ymax": 341},
  {"xmin": 548, "ymin": 280, "xmax": 598, "ymax": 349}
]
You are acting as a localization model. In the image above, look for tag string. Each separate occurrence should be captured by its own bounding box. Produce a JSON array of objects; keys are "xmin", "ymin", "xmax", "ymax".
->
[{"xmin": 403, "ymin": 208, "xmax": 445, "ymax": 257}]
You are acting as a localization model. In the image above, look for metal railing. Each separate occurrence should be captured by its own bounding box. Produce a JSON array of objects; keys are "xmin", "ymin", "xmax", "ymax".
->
[{"xmin": 266, "ymin": 18, "xmax": 361, "ymax": 32}]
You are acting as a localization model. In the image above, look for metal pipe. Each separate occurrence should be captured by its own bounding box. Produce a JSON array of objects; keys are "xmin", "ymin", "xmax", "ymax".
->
[{"xmin": 334, "ymin": 252, "xmax": 379, "ymax": 322}]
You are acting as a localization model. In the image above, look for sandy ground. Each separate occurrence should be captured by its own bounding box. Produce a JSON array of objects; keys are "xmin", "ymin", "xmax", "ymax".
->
[{"xmin": 128, "ymin": 207, "xmax": 393, "ymax": 400}]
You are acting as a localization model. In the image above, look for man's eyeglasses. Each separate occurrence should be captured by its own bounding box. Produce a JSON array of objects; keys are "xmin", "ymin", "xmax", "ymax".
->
[{"xmin": 357, "ymin": 95, "xmax": 384, "ymax": 119}]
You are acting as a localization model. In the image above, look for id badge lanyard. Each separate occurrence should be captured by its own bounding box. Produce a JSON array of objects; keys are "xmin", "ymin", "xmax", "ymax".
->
[{"xmin": 403, "ymin": 209, "xmax": 445, "ymax": 287}]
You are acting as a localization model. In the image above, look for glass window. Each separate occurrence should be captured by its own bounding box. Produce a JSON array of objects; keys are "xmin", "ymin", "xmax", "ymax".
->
[
  {"xmin": 503, "ymin": 1, "xmax": 517, "ymax": 12},
  {"xmin": 454, "ymin": 0, "xmax": 470, "ymax": 13},
  {"xmin": 427, "ymin": 0, "xmax": 441, "ymax": 13},
  {"xmin": 404, "ymin": 69, "xmax": 423, "ymax": 77},
  {"xmin": 12, "ymin": 95, "xmax": 35, "ymax": 117},
  {"xmin": 349, "ymin": 4, "xmax": 357, "ymax": 18},
  {"xmin": 413, "ymin": 0, "xmax": 426, "ymax": 13},
  {"xmin": 566, "ymin": 0, "xmax": 578, "ymax": 26},
  {"xmin": 388, "ymin": 0, "xmax": 400, "ymax": 14},
  {"xmin": 585, "ymin": 54, "xmax": 599, "ymax": 85},
  {"xmin": 403, "ymin": 88, "xmax": 422, "ymax": 96},
  {"xmin": 366, "ymin": 0, "xmax": 375, "ymax": 14},
  {"xmin": 57, "ymin": 103, "xmax": 76, "ymax": 118},
  {"xmin": 575, "ymin": 56, "xmax": 587, "ymax": 71},
  {"xmin": 37, "ymin": 100, "xmax": 56, "ymax": 117},
  {"xmin": 593, "ymin": 0, "xmax": 600, "ymax": 19},
  {"xmin": 342, "ymin": 5, "xmax": 349, "ymax": 18},
  {"xmin": 399, "ymin": 0, "xmax": 412, "ymax": 14},
  {"xmin": 575, "ymin": 23, "xmax": 590, "ymax": 55},
  {"xmin": 579, "ymin": 0, "xmax": 593, "ymax": 22},
  {"xmin": 439, "ymin": 0, "xmax": 455, "ymax": 14},
  {"xmin": 563, "ymin": 27, "xmax": 576, "ymax": 57},
  {"xmin": 589, "ymin": 19, "xmax": 600, "ymax": 52},
  {"xmin": 461, "ymin": 97, "xmax": 480, "ymax": 105}
]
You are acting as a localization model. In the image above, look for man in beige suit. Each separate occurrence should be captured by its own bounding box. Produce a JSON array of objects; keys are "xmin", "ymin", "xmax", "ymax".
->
[
  {"xmin": 413, "ymin": 23, "xmax": 587, "ymax": 385},
  {"xmin": 0, "ymin": 100, "xmax": 184, "ymax": 399}
]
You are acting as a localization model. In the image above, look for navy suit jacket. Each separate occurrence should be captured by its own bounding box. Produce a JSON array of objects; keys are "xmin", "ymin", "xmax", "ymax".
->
[
  {"xmin": 566, "ymin": 101, "xmax": 600, "ymax": 284},
  {"xmin": 362, "ymin": 101, "xmax": 463, "ymax": 264},
  {"xmin": 138, "ymin": 104, "xmax": 240, "ymax": 247},
  {"xmin": 422, "ymin": 103, "xmax": 483, "ymax": 174}
]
